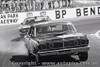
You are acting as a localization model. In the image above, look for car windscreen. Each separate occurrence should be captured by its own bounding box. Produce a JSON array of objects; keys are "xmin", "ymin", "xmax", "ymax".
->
[
  {"xmin": 23, "ymin": 18, "xmax": 48, "ymax": 25},
  {"xmin": 24, "ymin": 19, "xmax": 35, "ymax": 25},
  {"xmin": 36, "ymin": 24, "xmax": 76, "ymax": 36}
]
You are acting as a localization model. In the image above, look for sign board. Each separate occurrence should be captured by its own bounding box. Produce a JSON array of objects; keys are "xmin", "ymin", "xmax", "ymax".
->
[{"xmin": 0, "ymin": 6, "xmax": 100, "ymax": 25}]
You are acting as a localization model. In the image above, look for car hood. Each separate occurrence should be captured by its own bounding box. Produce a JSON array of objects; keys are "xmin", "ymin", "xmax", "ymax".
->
[{"xmin": 34, "ymin": 33, "xmax": 86, "ymax": 44}]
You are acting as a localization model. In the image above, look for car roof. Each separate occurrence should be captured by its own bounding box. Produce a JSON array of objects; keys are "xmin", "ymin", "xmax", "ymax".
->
[
  {"xmin": 24, "ymin": 16, "xmax": 49, "ymax": 20},
  {"xmin": 33, "ymin": 20, "xmax": 73, "ymax": 27},
  {"xmin": 23, "ymin": 16, "xmax": 50, "ymax": 23},
  {"xmin": 24, "ymin": 17, "xmax": 35, "ymax": 21}
]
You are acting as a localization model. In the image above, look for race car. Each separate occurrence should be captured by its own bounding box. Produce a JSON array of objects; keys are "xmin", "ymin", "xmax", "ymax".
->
[
  {"xmin": 19, "ymin": 16, "xmax": 51, "ymax": 37},
  {"xmin": 24, "ymin": 21, "xmax": 90, "ymax": 64}
]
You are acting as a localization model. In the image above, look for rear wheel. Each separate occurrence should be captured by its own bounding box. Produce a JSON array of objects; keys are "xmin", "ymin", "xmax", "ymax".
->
[{"xmin": 78, "ymin": 52, "xmax": 88, "ymax": 61}]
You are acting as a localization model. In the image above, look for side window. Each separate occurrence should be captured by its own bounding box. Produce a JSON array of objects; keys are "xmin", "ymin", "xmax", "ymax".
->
[
  {"xmin": 62, "ymin": 25, "xmax": 69, "ymax": 31},
  {"xmin": 25, "ymin": 20, "xmax": 29, "ymax": 25},
  {"xmin": 29, "ymin": 19, "xmax": 35, "ymax": 24},
  {"xmin": 67, "ymin": 25, "xmax": 76, "ymax": 32},
  {"xmin": 28, "ymin": 27, "xmax": 34, "ymax": 37}
]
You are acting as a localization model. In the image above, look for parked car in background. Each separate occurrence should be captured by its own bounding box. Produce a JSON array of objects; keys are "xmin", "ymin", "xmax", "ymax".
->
[
  {"xmin": 18, "ymin": 16, "xmax": 51, "ymax": 37},
  {"xmin": 24, "ymin": 20, "xmax": 90, "ymax": 64}
]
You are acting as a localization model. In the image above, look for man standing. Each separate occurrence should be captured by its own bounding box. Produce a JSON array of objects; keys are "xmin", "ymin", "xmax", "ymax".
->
[
  {"xmin": 59, "ymin": 0, "xmax": 63, "ymax": 8},
  {"xmin": 0, "ymin": 0, "xmax": 2, "ymax": 13},
  {"xmin": 68, "ymin": 0, "xmax": 73, "ymax": 7},
  {"xmin": 43, "ymin": 0, "xmax": 49, "ymax": 10},
  {"xmin": 62, "ymin": 0, "xmax": 67, "ymax": 7},
  {"xmin": 31, "ymin": 0, "xmax": 36, "ymax": 11},
  {"xmin": 54, "ymin": 0, "xmax": 59, "ymax": 8}
]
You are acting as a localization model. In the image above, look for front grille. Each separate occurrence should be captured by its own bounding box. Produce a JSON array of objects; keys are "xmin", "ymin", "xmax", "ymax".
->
[
  {"xmin": 64, "ymin": 40, "xmax": 81, "ymax": 48},
  {"xmin": 39, "ymin": 42, "xmax": 63, "ymax": 51},
  {"xmin": 64, "ymin": 40, "xmax": 75, "ymax": 48},
  {"xmin": 39, "ymin": 39, "xmax": 88, "ymax": 51},
  {"xmin": 53, "ymin": 42, "xmax": 63, "ymax": 48},
  {"xmin": 80, "ymin": 39, "xmax": 87, "ymax": 45}
]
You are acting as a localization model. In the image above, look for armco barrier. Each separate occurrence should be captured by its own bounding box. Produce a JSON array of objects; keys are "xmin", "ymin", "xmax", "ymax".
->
[{"xmin": 0, "ymin": 5, "xmax": 100, "ymax": 25}]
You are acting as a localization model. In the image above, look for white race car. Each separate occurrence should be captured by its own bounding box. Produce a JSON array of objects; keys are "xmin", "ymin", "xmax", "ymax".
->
[{"xmin": 19, "ymin": 16, "xmax": 51, "ymax": 37}]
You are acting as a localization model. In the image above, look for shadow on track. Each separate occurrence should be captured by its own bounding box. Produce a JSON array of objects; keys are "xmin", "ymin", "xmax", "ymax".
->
[
  {"xmin": 10, "ymin": 37, "xmax": 81, "ymax": 67},
  {"xmin": 11, "ymin": 37, "xmax": 23, "ymax": 42},
  {"xmin": 10, "ymin": 55, "xmax": 80, "ymax": 67}
]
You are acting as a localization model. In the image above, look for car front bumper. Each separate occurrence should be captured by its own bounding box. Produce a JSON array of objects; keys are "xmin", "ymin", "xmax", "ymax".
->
[{"xmin": 38, "ymin": 46, "xmax": 90, "ymax": 56}]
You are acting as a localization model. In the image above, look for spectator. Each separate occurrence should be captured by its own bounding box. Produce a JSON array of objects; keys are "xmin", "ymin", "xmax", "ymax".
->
[
  {"xmin": 14, "ymin": 1, "xmax": 18, "ymax": 12},
  {"xmin": 31, "ymin": 0, "xmax": 36, "ymax": 11},
  {"xmin": 68, "ymin": 0, "xmax": 71, "ymax": 7},
  {"xmin": 5, "ymin": 2, "xmax": 10, "ymax": 13},
  {"xmin": 54, "ymin": 0, "xmax": 59, "ymax": 8},
  {"xmin": 62, "ymin": 0, "xmax": 67, "ymax": 7},
  {"xmin": 43, "ymin": 0, "xmax": 49, "ymax": 10},
  {"xmin": 8, "ymin": 0, "xmax": 15, "ymax": 12},
  {"xmin": 51, "ymin": 1, "xmax": 54, "ymax": 9},
  {"xmin": 28, "ymin": 0, "xmax": 33, "ymax": 11},
  {"xmin": 0, "ymin": 0, "xmax": 2, "ymax": 13},
  {"xmin": 2, "ymin": 0, "xmax": 5, "ymax": 11},
  {"xmin": 25, "ymin": 0, "xmax": 30, "ymax": 11},
  {"xmin": 0, "ymin": 0, "xmax": 75, "ymax": 13},
  {"xmin": 40, "ymin": 1, "xmax": 44, "ymax": 10},
  {"xmin": 59, "ymin": 0, "xmax": 63, "ymax": 8}
]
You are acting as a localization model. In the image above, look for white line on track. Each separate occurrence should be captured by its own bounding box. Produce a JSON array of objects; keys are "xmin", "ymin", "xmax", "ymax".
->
[
  {"xmin": 90, "ymin": 30, "xmax": 100, "ymax": 39},
  {"xmin": 95, "ymin": 30, "xmax": 100, "ymax": 39}
]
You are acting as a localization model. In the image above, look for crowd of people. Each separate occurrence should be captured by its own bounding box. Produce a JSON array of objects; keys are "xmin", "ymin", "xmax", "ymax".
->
[{"xmin": 0, "ymin": 0, "xmax": 72, "ymax": 14}]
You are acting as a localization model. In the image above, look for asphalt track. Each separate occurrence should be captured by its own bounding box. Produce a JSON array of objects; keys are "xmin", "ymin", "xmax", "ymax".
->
[{"xmin": 0, "ymin": 16, "xmax": 100, "ymax": 67}]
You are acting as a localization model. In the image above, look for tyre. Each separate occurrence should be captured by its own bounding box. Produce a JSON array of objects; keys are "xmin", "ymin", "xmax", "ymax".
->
[
  {"xmin": 28, "ymin": 52, "xmax": 33, "ymax": 57},
  {"xmin": 78, "ymin": 52, "xmax": 88, "ymax": 61},
  {"xmin": 36, "ymin": 54, "xmax": 42, "ymax": 65},
  {"xmin": 33, "ymin": 48, "xmax": 42, "ymax": 65}
]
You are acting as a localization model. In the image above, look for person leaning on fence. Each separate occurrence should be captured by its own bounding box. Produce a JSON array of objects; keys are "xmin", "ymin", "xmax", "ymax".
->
[
  {"xmin": 0, "ymin": 1, "xmax": 2, "ymax": 13},
  {"xmin": 59, "ymin": 0, "xmax": 63, "ymax": 8},
  {"xmin": 68, "ymin": 0, "xmax": 71, "ymax": 7},
  {"xmin": 62, "ymin": 0, "xmax": 67, "ymax": 7},
  {"xmin": 8, "ymin": 0, "xmax": 15, "ymax": 13},
  {"xmin": 5, "ymin": 2, "xmax": 10, "ymax": 13},
  {"xmin": 31, "ymin": 0, "xmax": 36, "ymax": 11},
  {"xmin": 43, "ymin": 0, "xmax": 49, "ymax": 10},
  {"xmin": 54, "ymin": 0, "xmax": 59, "ymax": 8},
  {"xmin": 40, "ymin": 1, "xmax": 44, "ymax": 10}
]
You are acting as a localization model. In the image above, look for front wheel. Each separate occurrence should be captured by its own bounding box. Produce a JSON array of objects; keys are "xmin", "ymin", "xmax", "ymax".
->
[
  {"xmin": 36, "ymin": 54, "xmax": 42, "ymax": 65},
  {"xmin": 33, "ymin": 48, "xmax": 42, "ymax": 65},
  {"xmin": 78, "ymin": 52, "xmax": 88, "ymax": 61}
]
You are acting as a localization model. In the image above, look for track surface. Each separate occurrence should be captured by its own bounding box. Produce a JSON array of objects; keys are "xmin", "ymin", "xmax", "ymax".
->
[{"xmin": 0, "ymin": 16, "xmax": 100, "ymax": 67}]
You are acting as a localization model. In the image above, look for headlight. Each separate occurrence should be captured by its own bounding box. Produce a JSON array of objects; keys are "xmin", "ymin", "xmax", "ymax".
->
[
  {"xmin": 80, "ymin": 39, "xmax": 89, "ymax": 45},
  {"xmin": 39, "ymin": 44, "xmax": 47, "ymax": 50},
  {"xmin": 48, "ymin": 43, "xmax": 54, "ymax": 49}
]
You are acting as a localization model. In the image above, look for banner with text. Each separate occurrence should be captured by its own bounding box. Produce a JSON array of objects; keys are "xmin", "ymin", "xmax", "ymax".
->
[{"xmin": 0, "ymin": 6, "xmax": 100, "ymax": 25}]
